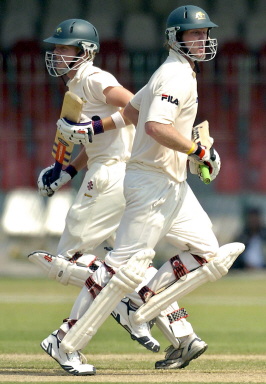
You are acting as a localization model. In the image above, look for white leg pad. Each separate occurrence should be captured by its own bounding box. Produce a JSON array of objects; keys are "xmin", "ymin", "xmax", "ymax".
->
[
  {"xmin": 61, "ymin": 248, "xmax": 155, "ymax": 353},
  {"xmin": 28, "ymin": 251, "xmax": 98, "ymax": 287},
  {"xmin": 133, "ymin": 242, "xmax": 245, "ymax": 325},
  {"xmin": 156, "ymin": 302, "xmax": 193, "ymax": 348}
]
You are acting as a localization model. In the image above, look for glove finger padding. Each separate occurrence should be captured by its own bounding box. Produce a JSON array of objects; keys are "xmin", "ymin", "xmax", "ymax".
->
[
  {"xmin": 57, "ymin": 117, "xmax": 93, "ymax": 145},
  {"xmin": 189, "ymin": 148, "xmax": 221, "ymax": 182},
  {"xmin": 37, "ymin": 164, "xmax": 55, "ymax": 197}
]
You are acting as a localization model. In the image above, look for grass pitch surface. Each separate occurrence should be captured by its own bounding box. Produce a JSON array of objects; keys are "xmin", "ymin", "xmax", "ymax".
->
[{"xmin": 0, "ymin": 272, "xmax": 265, "ymax": 383}]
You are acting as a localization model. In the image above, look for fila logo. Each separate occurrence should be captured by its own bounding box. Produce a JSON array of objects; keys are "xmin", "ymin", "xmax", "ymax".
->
[{"xmin": 161, "ymin": 94, "xmax": 178, "ymax": 105}]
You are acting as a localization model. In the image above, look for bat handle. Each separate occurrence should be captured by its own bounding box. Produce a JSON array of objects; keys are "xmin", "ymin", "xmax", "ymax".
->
[
  {"xmin": 50, "ymin": 161, "xmax": 62, "ymax": 184},
  {"xmin": 200, "ymin": 164, "xmax": 211, "ymax": 184}
]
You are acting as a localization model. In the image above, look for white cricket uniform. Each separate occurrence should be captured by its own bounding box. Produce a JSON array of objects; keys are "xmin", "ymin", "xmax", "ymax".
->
[
  {"xmin": 105, "ymin": 50, "xmax": 219, "ymax": 271},
  {"xmin": 57, "ymin": 61, "xmax": 135, "ymax": 257}
]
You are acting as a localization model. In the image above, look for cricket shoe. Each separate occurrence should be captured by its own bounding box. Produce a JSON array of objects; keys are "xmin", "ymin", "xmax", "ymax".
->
[
  {"xmin": 155, "ymin": 333, "xmax": 208, "ymax": 369},
  {"xmin": 41, "ymin": 330, "xmax": 96, "ymax": 376},
  {"xmin": 112, "ymin": 298, "xmax": 160, "ymax": 352}
]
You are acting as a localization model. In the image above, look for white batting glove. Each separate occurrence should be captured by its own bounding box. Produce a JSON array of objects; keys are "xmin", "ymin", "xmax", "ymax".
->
[
  {"xmin": 189, "ymin": 148, "xmax": 221, "ymax": 182},
  {"xmin": 38, "ymin": 165, "xmax": 55, "ymax": 197},
  {"xmin": 37, "ymin": 164, "xmax": 77, "ymax": 197},
  {"xmin": 188, "ymin": 143, "xmax": 211, "ymax": 163},
  {"xmin": 57, "ymin": 115, "xmax": 104, "ymax": 145}
]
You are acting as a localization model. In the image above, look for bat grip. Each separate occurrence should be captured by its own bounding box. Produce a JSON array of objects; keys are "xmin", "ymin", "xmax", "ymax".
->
[
  {"xmin": 50, "ymin": 161, "xmax": 62, "ymax": 184},
  {"xmin": 200, "ymin": 164, "xmax": 211, "ymax": 184}
]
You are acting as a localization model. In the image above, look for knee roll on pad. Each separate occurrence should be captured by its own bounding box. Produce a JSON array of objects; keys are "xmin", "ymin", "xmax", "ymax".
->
[
  {"xmin": 114, "ymin": 248, "xmax": 155, "ymax": 291},
  {"xmin": 201, "ymin": 260, "xmax": 226, "ymax": 282},
  {"xmin": 48, "ymin": 257, "xmax": 95, "ymax": 287},
  {"xmin": 48, "ymin": 257, "xmax": 71, "ymax": 284}
]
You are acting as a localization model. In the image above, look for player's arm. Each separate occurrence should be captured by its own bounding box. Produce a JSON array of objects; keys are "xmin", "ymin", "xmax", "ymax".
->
[
  {"xmin": 98, "ymin": 85, "xmax": 134, "ymax": 130},
  {"xmin": 57, "ymin": 86, "xmax": 134, "ymax": 144},
  {"xmin": 145, "ymin": 121, "xmax": 209, "ymax": 160},
  {"xmin": 69, "ymin": 147, "xmax": 88, "ymax": 171},
  {"xmin": 122, "ymin": 85, "xmax": 146, "ymax": 126},
  {"xmin": 123, "ymin": 102, "xmax": 139, "ymax": 126}
]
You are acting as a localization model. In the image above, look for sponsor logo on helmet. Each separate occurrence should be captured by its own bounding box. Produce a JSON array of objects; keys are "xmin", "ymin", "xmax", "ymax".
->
[
  {"xmin": 195, "ymin": 12, "xmax": 206, "ymax": 20},
  {"xmin": 161, "ymin": 94, "xmax": 178, "ymax": 105},
  {"xmin": 55, "ymin": 27, "xmax": 62, "ymax": 35}
]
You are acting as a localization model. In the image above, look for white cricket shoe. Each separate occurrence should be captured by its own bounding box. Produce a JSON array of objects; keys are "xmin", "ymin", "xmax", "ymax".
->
[
  {"xmin": 112, "ymin": 298, "xmax": 160, "ymax": 352},
  {"xmin": 155, "ymin": 333, "xmax": 207, "ymax": 369},
  {"xmin": 41, "ymin": 330, "xmax": 96, "ymax": 376}
]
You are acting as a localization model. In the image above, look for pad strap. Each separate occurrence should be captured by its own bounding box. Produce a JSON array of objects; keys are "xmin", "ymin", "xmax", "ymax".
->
[
  {"xmin": 167, "ymin": 308, "xmax": 189, "ymax": 324},
  {"xmin": 170, "ymin": 255, "xmax": 189, "ymax": 279},
  {"xmin": 85, "ymin": 276, "xmax": 103, "ymax": 299},
  {"xmin": 139, "ymin": 286, "xmax": 155, "ymax": 303}
]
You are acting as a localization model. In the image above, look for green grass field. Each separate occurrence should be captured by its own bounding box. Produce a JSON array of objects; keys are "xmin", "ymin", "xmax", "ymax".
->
[{"xmin": 0, "ymin": 272, "xmax": 266, "ymax": 384}]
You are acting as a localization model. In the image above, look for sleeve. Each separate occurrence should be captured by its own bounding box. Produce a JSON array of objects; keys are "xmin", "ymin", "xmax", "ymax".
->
[
  {"xmin": 130, "ymin": 86, "xmax": 146, "ymax": 111},
  {"xmin": 146, "ymin": 77, "xmax": 183, "ymax": 125},
  {"xmin": 89, "ymin": 71, "xmax": 122, "ymax": 103}
]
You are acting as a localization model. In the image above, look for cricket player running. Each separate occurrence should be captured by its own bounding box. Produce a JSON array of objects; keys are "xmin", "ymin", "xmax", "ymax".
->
[
  {"xmin": 37, "ymin": 5, "xmax": 245, "ymax": 376},
  {"xmin": 30, "ymin": 17, "xmax": 209, "ymax": 375}
]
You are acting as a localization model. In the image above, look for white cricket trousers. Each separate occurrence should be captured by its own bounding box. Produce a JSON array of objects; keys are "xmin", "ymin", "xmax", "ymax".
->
[
  {"xmin": 57, "ymin": 161, "xmax": 126, "ymax": 258},
  {"xmin": 104, "ymin": 168, "xmax": 219, "ymax": 270}
]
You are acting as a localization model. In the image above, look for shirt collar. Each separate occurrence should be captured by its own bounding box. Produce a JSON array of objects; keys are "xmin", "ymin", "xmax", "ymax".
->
[
  {"xmin": 169, "ymin": 49, "xmax": 191, "ymax": 66},
  {"xmin": 74, "ymin": 60, "xmax": 94, "ymax": 81}
]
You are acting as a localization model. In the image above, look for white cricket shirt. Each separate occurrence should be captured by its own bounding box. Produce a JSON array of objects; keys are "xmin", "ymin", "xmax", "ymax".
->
[
  {"xmin": 129, "ymin": 50, "xmax": 198, "ymax": 182},
  {"xmin": 68, "ymin": 62, "xmax": 134, "ymax": 167}
]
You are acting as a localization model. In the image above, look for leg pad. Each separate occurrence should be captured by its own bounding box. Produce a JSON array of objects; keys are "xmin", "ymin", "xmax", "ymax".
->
[
  {"xmin": 133, "ymin": 242, "xmax": 245, "ymax": 324},
  {"xmin": 61, "ymin": 248, "xmax": 155, "ymax": 353},
  {"xmin": 28, "ymin": 251, "xmax": 99, "ymax": 287}
]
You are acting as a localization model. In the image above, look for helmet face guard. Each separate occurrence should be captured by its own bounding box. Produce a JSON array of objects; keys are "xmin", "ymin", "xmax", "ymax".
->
[
  {"xmin": 45, "ymin": 42, "xmax": 98, "ymax": 77},
  {"xmin": 165, "ymin": 5, "xmax": 218, "ymax": 62},
  {"xmin": 43, "ymin": 19, "xmax": 99, "ymax": 77},
  {"xmin": 166, "ymin": 27, "xmax": 217, "ymax": 62}
]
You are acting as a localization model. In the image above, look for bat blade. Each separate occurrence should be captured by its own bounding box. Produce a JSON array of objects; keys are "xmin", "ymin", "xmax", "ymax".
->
[
  {"xmin": 50, "ymin": 91, "xmax": 83, "ymax": 183},
  {"xmin": 192, "ymin": 120, "xmax": 213, "ymax": 149}
]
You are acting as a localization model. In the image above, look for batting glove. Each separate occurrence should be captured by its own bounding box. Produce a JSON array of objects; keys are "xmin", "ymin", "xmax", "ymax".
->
[
  {"xmin": 188, "ymin": 142, "xmax": 212, "ymax": 163},
  {"xmin": 189, "ymin": 148, "xmax": 221, "ymax": 182},
  {"xmin": 57, "ymin": 115, "xmax": 104, "ymax": 145},
  {"xmin": 38, "ymin": 164, "xmax": 77, "ymax": 197}
]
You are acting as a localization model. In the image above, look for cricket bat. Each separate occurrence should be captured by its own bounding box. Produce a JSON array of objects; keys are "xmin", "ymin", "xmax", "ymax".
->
[
  {"xmin": 192, "ymin": 120, "xmax": 213, "ymax": 184},
  {"xmin": 50, "ymin": 91, "xmax": 83, "ymax": 183}
]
